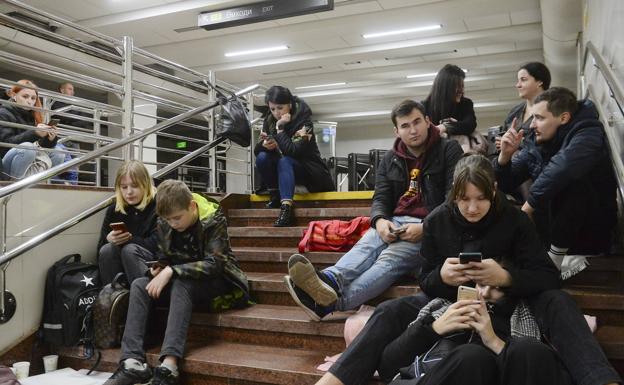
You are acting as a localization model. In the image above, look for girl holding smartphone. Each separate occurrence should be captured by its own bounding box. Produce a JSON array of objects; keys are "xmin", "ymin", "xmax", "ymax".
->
[{"xmin": 97, "ymin": 160, "xmax": 158, "ymax": 285}]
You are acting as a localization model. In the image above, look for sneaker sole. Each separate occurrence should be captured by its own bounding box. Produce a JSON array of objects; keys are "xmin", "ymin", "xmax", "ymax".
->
[
  {"xmin": 284, "ymin": 275, "xmax": 321, "ymax": 322},
  {"xmin": 288, "ymin": 255, "xmax": 337, "ymax": 306}
]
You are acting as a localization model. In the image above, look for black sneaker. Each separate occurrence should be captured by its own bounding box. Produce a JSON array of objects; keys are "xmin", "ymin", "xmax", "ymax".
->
[
  {"xmin": 265, "ymin": 189, "xmax": 281, "ymax": 208},
  {"xmin": 149, "ymin": 366, "xmax": 179, "ymax": 385},
  {"xmin": 284, "ymin": 276, "xmax": 335, "ymax": 321},
  {"xmin": 273, "ymin": 203, "xmax": 294, "ymax": 227},
  {"xmin": 104, "ymin": 362, "xmax": 152, "ymax": 385}
]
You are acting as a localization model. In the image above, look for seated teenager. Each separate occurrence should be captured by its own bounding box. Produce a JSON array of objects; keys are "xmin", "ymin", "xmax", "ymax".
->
[
  {"xmin": 494, "ymin": 87, "xmax": 617, "ymax": 279},
  {"xmin": 313, "ymin": 154, "xmax": 560, "ymax": 385},
  {"xmin": 97, "ymin": 160, "xmax": 158, "ymax": 285},
  {"xmin": 103, "ymin": 180, "xmax": 250, "ymax": 385},
  {"xmin": 0, "ymin": 80, "xmax": 65, "ymax": 179},
  {"xmin": 254, "ymin": 85, "xmax": 334, "ymax": 226},
  {"xmin": 285, "ymin": 99, "xmax": 462, "ymax": 321}
]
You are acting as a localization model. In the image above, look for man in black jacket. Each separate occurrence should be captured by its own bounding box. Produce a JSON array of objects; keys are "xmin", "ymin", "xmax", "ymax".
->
[
  {"xmin": 285, "ymin": 99, "xmax": 463, "ymax": 321},
  {"xmin": 494, "ymin": 87, "xmax": 617, "ymax": 280}
]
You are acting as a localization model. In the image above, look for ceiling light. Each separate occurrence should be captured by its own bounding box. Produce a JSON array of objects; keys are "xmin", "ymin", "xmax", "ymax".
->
[
  {"xmin": 362, "ymin": 24, "xmax": 442, "ymax": 39},
  {"xmin": 296, "ymin": 82, "xmax": 346, "ymax": 90},
  {"xmin": 225, "ymin": 45, "xmax": 288, "ymax": 57},
  {"xmin": 406, "ymin": 68, "xmax": 468, "ymax": 79}
]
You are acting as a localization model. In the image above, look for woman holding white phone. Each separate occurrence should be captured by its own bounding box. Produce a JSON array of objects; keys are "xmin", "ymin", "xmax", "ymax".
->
[{"xmin": 97, "ymin": 160, "xmax": 158, "ymax": 285}]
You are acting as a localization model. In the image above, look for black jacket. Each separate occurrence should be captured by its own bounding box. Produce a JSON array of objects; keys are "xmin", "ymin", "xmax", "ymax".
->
[
  {"xmin": 493, "ymin": 100, "xmax": 616, "ymax": 213},
  {"xmin": 422, "ymin": 96, "xmax": 477, "ymax": 135},
  {"xmin": 97, "ymin": 199, "xmax": 159, "ymax": 254},
  {"xmin": 418, "ymin": 197, "xmax": 561, "ymax": 302},
  {"xmin": 0, "ymin": 104, "xmax": 57, "ymax": 158},
  {"xmin": 51, "ymin": 100, "xmax": 92, "ymax": 129},
  {"xmin": 254, "ymin": 97, "xmax": 334, "ymax": 192},
  {"xmin": 370, "ymin": 135, "xmax": 463, "ymax": 227}
]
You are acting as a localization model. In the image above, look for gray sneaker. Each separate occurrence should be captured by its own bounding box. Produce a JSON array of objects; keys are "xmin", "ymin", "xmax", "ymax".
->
[
  {"xmin": 103, "ymin": 362, "xmax": 152, "ymax": 385},
  {"xmin": 287, "ymin": 254, "xmax": 337, "ymax": 306}
]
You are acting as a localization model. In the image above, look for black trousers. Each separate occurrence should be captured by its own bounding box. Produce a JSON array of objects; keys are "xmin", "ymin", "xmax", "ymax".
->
[
  {"xmin": 529, "ymin": 290, "xmax": 622, "ymax": 385},
  {"xmin": 413, "ymin": 338, "xmax": 571, "ymax": 385},
  {"xmin": 328, "ymin": 292, "xmax": 431, "ymax": 385},
  {"xmin": 538, "ymin": 180, "xmax": 613, "ymax": 254}
]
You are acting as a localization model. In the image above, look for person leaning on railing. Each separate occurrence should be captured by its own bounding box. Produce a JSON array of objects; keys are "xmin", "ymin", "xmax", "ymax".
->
[
  {"xmin": 0, "ymin": 79, "xmax": 65, "ymax": 180},
  {"xmin": 254, "ymin": 85, "xmax": 335, "ymax": 227}
]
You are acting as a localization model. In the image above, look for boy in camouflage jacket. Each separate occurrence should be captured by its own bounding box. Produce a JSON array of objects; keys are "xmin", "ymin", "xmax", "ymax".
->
[{"xmin": 104, "ymin": 180, "xmax": 250, "ymax": 385}]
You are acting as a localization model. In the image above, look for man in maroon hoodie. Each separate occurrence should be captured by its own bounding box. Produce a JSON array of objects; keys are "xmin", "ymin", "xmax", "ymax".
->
[{"xmin": 285, "ymin": 99, "xmax": 463, "ymax": 321}]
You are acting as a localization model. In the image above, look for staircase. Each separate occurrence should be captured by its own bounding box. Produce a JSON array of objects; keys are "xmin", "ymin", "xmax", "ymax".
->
[{"xmin": 58, "ymin": 192, "xmax": 624, "ymax": 383}]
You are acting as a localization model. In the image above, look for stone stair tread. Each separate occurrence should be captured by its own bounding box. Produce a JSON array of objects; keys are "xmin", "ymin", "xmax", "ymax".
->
[
  {"xmin": 247, "ymin": 272, "xmax": 420, "ymax": 298},
  {"xmin": 60, "ymin": 341, "xmax": 331, "ymax": 385},
  {"xmin": 229, "ymin": 207, "xmax": 370, "ymax": 217},
  {"xmin": 229, "ymin": 227, "xmax": 306, "ymax": 237},
  {"xmin": 233, "ymin": 247, "xmax": 341, "ymax": 263},
  {"xmin": 190, "ymin": 304, "xmax": 344, "ymax": 337},
  {"xmin": 595, "ymin": 326, "xmax": 624, "ymax": 359}
]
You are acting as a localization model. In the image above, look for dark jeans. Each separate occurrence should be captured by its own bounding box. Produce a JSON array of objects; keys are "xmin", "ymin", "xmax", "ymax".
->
[
  {"xmin": 529, "ymin": 290, "xmax": 622, "ymax": 385},
  {"xmin": 328, "ymin": 293, "xmax": 431, "ymax": 385},
  {"xmin": 539, "ymin": 180, "xmax": 613, "ymax": 254},
  {"xmin": 255, "ymin": 151, "xmax": 306, "ymax": 200},
  {"xmin": 98, "ymin": 243, "xmax": 154, "ymax": 285},
  {"xmin": 120, "ymin": 275, "xmax": 231, "ymax": 362},
  {"xmin": 410, "ymin": 339, "xmax": 571, "ymax": 385}
]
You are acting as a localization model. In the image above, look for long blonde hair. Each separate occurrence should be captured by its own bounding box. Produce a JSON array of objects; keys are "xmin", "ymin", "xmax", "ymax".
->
[{"xmin": 114, "ymin": 160, "xmax": 156, "ymax": 214}]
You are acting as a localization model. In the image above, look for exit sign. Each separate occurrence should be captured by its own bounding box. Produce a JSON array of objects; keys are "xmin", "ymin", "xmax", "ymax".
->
[{"xmin": 198, "ymin": 0, "xmax": 334, "ymax": 31}]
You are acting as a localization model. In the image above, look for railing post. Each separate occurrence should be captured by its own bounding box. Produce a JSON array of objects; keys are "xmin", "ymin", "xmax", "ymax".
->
[
  {"xmin": 0, "ymin": 197, "xmax": 16, "ymax": 324},
  {"xmin": 208, "ymin": 70, "xmax": 218, "ymax": 193},
  {"xmin": 247, "ymin": 93, "xmax": 255, "ymax": 194},
  {"xmin": 93, "ymin": 108, "xmax": 102, "ymax": 186},
  {"xmin": 122, "ymin": 36, "xmax": 134, "ymax": 160}
]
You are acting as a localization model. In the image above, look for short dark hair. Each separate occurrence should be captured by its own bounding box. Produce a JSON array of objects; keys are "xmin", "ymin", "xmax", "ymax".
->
[
  {"xmin": 265, "ymin": 85, "xmax": 293, "ymax": 105},
  {"xmin": 534, "ymin": 87, "xmax": 578, "ymax": 117},
  {"xmin": 156, "ymin": 179, "xmax": 193, "ymax": 217},
  {"xmin": 519, "ymin": 62, "xmax": 551, "ymax": 90},
  {"xmin": 447, "ymin": 154, "xmax": 502, "ymax": 215},
  {"xmin": 391, "ymin": 99, "xmax": 427, "ymax": 126},
  {"xmin": 58, "ymin": 82, "xmax": 73, "ymax": 92}
]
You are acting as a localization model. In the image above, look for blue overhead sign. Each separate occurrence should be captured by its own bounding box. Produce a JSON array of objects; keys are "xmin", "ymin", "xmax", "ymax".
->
[{"xmin": 198, "ymin": 0, "xmax": 334, "ymax": 31}]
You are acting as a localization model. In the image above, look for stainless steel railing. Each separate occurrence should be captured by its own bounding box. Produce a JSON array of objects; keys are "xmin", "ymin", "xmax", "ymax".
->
[{"xmin": 580, "ymin": 40, "xmax": 624, "ymax": 201}]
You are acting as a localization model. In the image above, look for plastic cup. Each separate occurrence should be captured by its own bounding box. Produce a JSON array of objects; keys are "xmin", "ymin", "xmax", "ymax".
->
[
  {"xmin": 12, "ymin": 361, "xmax": 29, "ymax": 379},
  {"xmin": 43, "ymin": 354, "xmax": 59, "ymax": 372}
]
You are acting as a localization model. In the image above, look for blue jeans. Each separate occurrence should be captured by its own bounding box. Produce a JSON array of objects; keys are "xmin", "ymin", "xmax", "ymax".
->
[
  {"xmin": 2, "ymin": 142, "xmax": 65, "ymax": 179},
  {"xmin": 324, "ymin": 215, "xmax": 424, "ymax": 311},
  {"xmin": 255, "ymin": 151, "xmax": 305, "ymax": 200}
]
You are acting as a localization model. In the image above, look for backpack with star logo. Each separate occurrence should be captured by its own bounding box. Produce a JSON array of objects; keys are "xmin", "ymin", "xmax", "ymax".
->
[{"xmin": 41, "ymin": 254, "xmax": 101, "ymax": 347}]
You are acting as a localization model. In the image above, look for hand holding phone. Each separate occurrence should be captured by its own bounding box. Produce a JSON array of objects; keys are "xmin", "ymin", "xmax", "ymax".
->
[
  {"xmin": 390, "ymin": 226, "xmax": 406, "ymax": 235},
  {"xmin": 47, "ymin": 118, "xmax": 60, "ymax": 126}
]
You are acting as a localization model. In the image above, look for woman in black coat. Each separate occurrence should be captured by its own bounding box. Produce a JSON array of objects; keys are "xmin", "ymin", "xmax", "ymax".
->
[
  {"xmin": 254, "ymin": 86, "xmax": 334, "ymax": 226},
  {"xmin": 422, "ymin": 64, "xmax": 477, "ymax": 138}
]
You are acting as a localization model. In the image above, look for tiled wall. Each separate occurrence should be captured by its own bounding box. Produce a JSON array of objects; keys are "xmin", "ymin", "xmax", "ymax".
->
[{"xmin": 0, "ymin": 187, "xmax": 112, "ymax": 354}]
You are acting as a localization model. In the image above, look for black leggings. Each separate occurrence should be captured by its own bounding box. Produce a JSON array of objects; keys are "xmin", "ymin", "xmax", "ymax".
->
[{"xmin": 415, "ymin": 338, "xmax": 572, "ymax": 385}]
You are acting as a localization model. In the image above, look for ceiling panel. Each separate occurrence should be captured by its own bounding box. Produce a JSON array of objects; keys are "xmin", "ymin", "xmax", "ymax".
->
[{"xmin": 463, "ymin": 13, "xmax": 512, "ymax": 31}]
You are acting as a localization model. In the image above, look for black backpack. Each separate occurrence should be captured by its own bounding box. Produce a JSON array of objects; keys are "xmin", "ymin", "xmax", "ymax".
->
[{"xmin": 41, "ymin": 254, "xmax": 101, "ymax": 347}]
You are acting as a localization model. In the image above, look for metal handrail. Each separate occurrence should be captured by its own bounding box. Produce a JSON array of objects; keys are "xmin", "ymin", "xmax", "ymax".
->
[
  {"xmin": 581, "ymin": 41, "xmax": 624, "ymax": 201},
  {"xmin": 0, "ymin": 84, "xmax": 259, "ymax": 200},
  {"xmin": 0, "ymin": 84, "xmax": 258, "ymax": 266}
]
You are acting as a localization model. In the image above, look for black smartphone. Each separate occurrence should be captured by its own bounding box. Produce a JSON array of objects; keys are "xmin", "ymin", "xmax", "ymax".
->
[
  {"xmin": 47, "ymin": 118, "xmax": 60, "ymax": 126},
  {"xmin": 146, "ymin": 260, "xmax": 167, "ymax": 268},
  {"xmin": 459, "ymin": 252, "xmax": 482, "ymax": 264},
  {"xmin": 390, "ymin": 226, "xmax": 406, "ymax": 235}
]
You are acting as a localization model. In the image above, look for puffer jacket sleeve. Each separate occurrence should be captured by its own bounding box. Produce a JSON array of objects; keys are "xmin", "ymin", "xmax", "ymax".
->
[
  {"xmin": 443, "ymin": 140, "xmax": 463, "ymax": 195},
  {"xmin": 493, "ymin": 148, "xmax": 531, "ymax": 194},
  {"xmin": 0, "ymin": 110, "xmax": 39, "ymax": 144},
  {"xmin": 171, "ymin": 213, "xmax": 231, "ymax": 279},
  {"xmin": 527, "ymin": 125, "xmax": 605, "ymax": 209},
  {"xmin": 370, "ymin": 151, "xmax": 398, "ymax": 228}
]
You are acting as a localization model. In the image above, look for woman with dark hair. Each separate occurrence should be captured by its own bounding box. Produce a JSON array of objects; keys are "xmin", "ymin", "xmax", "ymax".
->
[
  {"xmin": 422, "ymin": 64, "xmax": 477, "ymax": 138},
  {"xmin": 498, "ymin": 62, "xmax": 551, "ymax": 145},
  {"xmin": 254, "ymin": 85, "xmax": 334, "ymax": 226}
]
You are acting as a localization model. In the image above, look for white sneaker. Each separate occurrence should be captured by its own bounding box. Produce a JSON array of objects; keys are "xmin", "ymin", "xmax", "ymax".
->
[{"xmin": 559, "ymin": 255, "xmax": 590, "ymax": 280}]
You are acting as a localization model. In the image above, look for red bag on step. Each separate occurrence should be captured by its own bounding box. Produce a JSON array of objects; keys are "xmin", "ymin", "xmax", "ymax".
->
[{"xmin": 298, "ymin": 217, "xmax": 371, "ymax": 253}]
